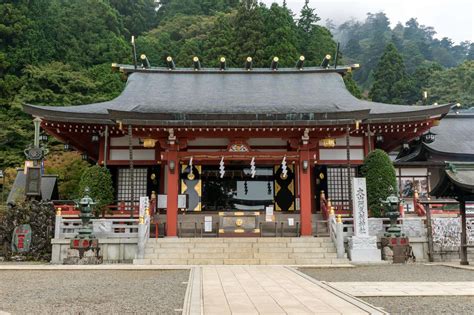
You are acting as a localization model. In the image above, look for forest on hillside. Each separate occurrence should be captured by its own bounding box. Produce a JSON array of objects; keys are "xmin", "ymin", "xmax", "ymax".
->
[{"xmin": 0, "ymin": 0, "xmax": 473, "ymax": 199}]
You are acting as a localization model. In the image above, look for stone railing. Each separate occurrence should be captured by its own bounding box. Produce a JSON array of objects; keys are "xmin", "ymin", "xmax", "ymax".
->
[
  {"xmin": 339, "ymin": 217, "xmax": 427, "ymax": 240},
  {"xmin": 136, "ymin": 211, "xmax": 151, "ymax": 259},
  {"xmin": 54, "ymin": 215, "xmax": 140, "ymax": 239},
  {"xmin": 328, "ymin": 213, "xmax": 345, "ymax": 259}
]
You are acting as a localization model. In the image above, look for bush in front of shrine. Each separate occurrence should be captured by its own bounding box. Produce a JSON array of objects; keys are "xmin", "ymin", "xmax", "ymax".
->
[
  {"xmin": 78, "ymin": 165, "xmax": 114, "ymax": 215},
  {"xmin": 361, "ymin": 149, "xmax": 397, "ymax": 217}
]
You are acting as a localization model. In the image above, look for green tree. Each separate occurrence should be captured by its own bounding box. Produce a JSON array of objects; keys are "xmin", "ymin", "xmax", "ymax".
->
[
  {"xmin": 108, "ymin": 0, "xmax": 158, "ymax": 36},
  {"xmin": 297, "ymin": 1, "xmax": 336, "ymax": 66},
  {"xmin": 361, "ymin": 149, "xmax": 397, "ymax": 217},
  {"xmin": 344, "ymin": 72, "xmax": 363, "ymax": 99},
  {"xmin": 298, "ymin": 0, "xmax": 320, "ymax": 33},
  {"xmin": 156, "ymin": 0, "xmax": 239, "ymax": 22},
  {"xmin": 17, "ymin": 62, "xmax": 124, "ymax": 107},
  {"xmin": 202, "ymin": 12, "xmax": 237, "ymax": 67},
  {"xmin": 262, "ymin": 3, "xmax": 299, "ymax": 66},
  {"xmin": 369, "ymin": 43, "xmax": 408, "ymax": 103},
  {"xmin": 233, "ymin": 0, "xmax": 266, "ymax": 66},
  {"xmin": 427, "ymin": 61, "xmax": 474, "ymax": 108},
  {"xmin": 78, "ymin": 165, "xmax": 114, "ymax": 213},
  {"xmin": 0, "ymin": 107, "xmax": 32, "ymax": 168},
  {"xmin": 44, "ymin": 151, "xmax": 90, "ymax": 200}
]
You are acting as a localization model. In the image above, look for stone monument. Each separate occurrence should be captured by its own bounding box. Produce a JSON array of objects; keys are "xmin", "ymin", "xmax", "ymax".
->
[{"xmin": 348, "ymin": 177, "xmax": 381, "ymax": 262}]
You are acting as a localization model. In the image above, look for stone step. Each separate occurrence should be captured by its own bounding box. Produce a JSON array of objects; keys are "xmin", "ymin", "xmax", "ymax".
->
[
  {"xmin": 144, "ymin": 252, "xmax": 341, "ymax": 260},
  {"xmin": 146, "ymin": 237, "xmax": 332, "ymax": 244},
  {"xmin": 289, "ymin": 252, "xmax": 337, "ymax": 259},
  {"xmin": 259, "ymin": 259, "xmax": 296, "ymax": 265},
  {"xmin": 139, "ymin": 237, "xmax": 347, "ymax": 265},
  {"xmin": 146, "ymin": 243, "xmax": 334, "ymax": 250},
  {"xmin": 134, "ymin": 257, "xmax": 349, "ymax": 265}
]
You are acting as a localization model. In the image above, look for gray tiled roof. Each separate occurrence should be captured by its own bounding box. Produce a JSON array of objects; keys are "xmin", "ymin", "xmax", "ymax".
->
[
  {"xmin": 7, "ymin": 169, "xmax": 58, "ymax": 205},
  {"xmin": 431, "ymin": 162, "xmax": 474, "ymax": 197},
  {"xmin": 429, "ymin": 114, "xmax": 474, "ymax": 155},
  {"xmin": 23, "ymin": 69, "xmax": 452, "ymax": 124}
]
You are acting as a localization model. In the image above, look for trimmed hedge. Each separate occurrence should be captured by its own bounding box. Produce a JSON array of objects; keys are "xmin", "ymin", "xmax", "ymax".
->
[
  {"xmin": 78, "ymin": 165, "xmax": 114, "ymax": 214},
  {"xmin": 360, "ymin": 149, "xmax": 397, "ymax": 217}
]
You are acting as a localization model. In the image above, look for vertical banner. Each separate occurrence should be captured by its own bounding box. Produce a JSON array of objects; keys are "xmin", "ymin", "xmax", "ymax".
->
[
  {"xmin": 274, "ymin": 164, "xmax": 295, "ymax": 211},
  {"xmin": 180, "ymin": 165, "xmax": 202, "ymax": 211},
  {"xmin": 352, "ymin": 177, "xmax": 369, "ymax": 237},
  {"xmin": 139, "ymin": 196, "xmax": 149, "ymax": 217}
]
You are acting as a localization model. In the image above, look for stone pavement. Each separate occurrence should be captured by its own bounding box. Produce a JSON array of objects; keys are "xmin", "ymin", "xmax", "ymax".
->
[
  {"xmin": 328, "ymin": 281, "xmax": 474, "ymax": 297},
  {"xmin": 183, "ymin": 266, "xmax": 386, "ymax": 315}
]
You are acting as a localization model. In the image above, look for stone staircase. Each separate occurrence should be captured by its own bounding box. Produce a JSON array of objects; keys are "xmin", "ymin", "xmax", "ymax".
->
[{"xmin": 134, "ymin": 237, "xmax": 349, "ymax": 265}]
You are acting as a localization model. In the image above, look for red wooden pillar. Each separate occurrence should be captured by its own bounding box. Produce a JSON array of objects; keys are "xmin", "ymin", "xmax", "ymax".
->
[
  {"xmin": 299, "ymin": 149, "xmax": 312, "ymax": 236},
  {"xmin": 166, "ymin": 150, "xmax": 179, "ymax": 237}
]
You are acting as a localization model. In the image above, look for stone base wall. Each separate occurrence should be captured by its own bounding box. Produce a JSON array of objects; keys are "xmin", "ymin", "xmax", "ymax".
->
[
  {"xmin": 373, "ymin": 236, "xmax": 473, "ymax": 263},
  {"xmin": 51, "ymin": 238, "xmax": 138, "ymax": 264}
]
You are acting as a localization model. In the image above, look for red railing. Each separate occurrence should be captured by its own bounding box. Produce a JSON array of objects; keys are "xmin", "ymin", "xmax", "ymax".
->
[
  {"xmin": 320, "ymin": 191, "xmax": 352, "ymax": 219},
  {"xmin": 52, "ymin": 200, "xmax": 140, "ymax": 218},
  {"xmin": 320, "ymin": 191, "xmax": 329, "ymax": 220}
]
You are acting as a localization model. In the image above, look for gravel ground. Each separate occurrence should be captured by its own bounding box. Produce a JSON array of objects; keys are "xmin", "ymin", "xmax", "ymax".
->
[
  {"xmin": 0, "ymin": 270, "xmax": 189, "ymax": 315},
  {"xmin": 362, "ymin": 296, "xmax": 474, "ymax": 315},
  {"xmin": 300, "ymin": 264, "xmax": 474, "ymax": 282}
]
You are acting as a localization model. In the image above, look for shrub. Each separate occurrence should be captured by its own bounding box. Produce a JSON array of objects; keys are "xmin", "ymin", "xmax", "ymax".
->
[
  {"xmin": 44, "ymin": 150, "xmax": 90, "ymax": 200},
  {"xmin": 78, "ymin": 166, "xmax": 114, "ymax": 214},
  {"xmin": 360, "ymin": 149, "xmax": 397, "ymax": 217}
]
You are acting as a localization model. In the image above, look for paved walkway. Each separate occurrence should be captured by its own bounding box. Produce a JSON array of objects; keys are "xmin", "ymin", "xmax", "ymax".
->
[
  {"xmin": 184, "ymin": 266, "xmax": 386, "ymax": 315},
  {"xmin": 329, "ymin": 281, "xmax": 474, "ymax": 297}
]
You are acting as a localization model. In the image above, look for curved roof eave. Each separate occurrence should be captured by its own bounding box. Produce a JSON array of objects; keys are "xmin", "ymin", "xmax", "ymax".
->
[
  {"xmin": 22, "ymin": 69, "xmax": 452, "ymax": 124},
  {"xmin": 23, "ymin": 104, "xmax": 114, "ymax": 124}
]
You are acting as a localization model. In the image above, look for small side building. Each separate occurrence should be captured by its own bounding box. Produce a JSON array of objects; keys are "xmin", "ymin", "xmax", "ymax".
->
[{"xmin": 395, "ymin": 113, "xmax": 474, "ymax": 212}]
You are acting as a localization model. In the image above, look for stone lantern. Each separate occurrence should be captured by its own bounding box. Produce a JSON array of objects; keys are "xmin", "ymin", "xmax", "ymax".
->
[
  {"xmin": 69, "ymin": 187, "xmax": 100, "ymax": 261},
  {"xmin": 382, "ymin": 193, "xmax": 402, "ymax": 237},
  {"xmin": 380, "ymin": 193, "xmax": 412, "ymax": 263}
]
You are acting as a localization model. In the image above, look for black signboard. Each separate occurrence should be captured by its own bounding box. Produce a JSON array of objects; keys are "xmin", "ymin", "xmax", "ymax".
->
[{"xmin": 25, "ymin": 166, "xmax": 41, "ymax": 196}]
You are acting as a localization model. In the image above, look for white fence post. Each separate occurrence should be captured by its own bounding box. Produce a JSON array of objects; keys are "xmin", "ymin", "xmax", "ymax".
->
[
  {"xmin": 54, "ymin": 208, "xmax": 62, "ymax": 239},
  {"xmin": 336, "ymin": 217, "xmax": 345, "ymax": 259},
  {"xmin": 137, "ymin": 216, "xmax": 146, "ymax": 259}
]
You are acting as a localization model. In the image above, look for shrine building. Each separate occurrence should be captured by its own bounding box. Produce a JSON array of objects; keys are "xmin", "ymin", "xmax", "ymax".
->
[{"xmin": 23, "ymin": 59, "xmax": 453, "ymax": 237}]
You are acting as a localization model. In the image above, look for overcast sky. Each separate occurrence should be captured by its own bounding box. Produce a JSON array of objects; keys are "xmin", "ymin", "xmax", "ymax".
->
[{"xmin": 263, "ymin": 0, "xmax": 473, "ymax": 43}]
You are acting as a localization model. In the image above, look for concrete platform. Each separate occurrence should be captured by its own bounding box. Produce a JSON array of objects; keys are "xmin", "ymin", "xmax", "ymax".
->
[
  {"xmin": 183, "ymin": 265, "xmax": 386, "ymax": 315},
  {"xmin": 329, "ymin": 281, "xmax": 474, "ymax": 296}
]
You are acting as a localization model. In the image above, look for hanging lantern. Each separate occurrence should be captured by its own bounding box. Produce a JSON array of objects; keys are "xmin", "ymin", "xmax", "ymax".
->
[
  {"xmin": 376, "ymin": 134, "xmax": 384, "ymax": 143},
  {"xmin": 422, "ymin": 131, "xmax": 436, "ymax": 144},
  {"xmin": 81, "ymin": 152, "xmax": 88, "ymax": 161},
  {"xmin": 142, "ymin": 138, "xmax": 156, "ymax": 148},
  {"xmin": 322, "ymin": 138, "xmax": 336, "ymax": 148},
  {"xmin": 40, "ymin": 133, "xmax": 48, "ymax": 142},
  {"xmin": 91, "ymin": 134, "xmax": 99, "ymax": 142},
  {"xmin": 64, "ymin": 143, "xmax": 70, "ymax": 151}
]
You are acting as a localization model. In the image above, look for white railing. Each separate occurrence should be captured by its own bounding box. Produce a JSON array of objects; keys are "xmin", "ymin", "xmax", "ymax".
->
[
  {"xmin": 328, "ymin": 213, "xmax": 345, "ymax": 259},
  {"xmin": 137, "ymin": 213, "xmax": 151, "ymax": 259},
  {"xmin": 54, "ymin": 216, "xmax": 140, "ymax": 239}
]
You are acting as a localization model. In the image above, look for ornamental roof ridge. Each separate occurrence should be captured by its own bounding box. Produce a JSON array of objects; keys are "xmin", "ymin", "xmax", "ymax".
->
[{"xmin": 111, "ymin": 63, "xmax": 357, "ymax": 75}]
